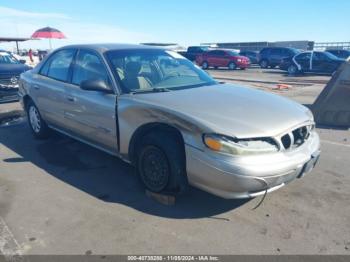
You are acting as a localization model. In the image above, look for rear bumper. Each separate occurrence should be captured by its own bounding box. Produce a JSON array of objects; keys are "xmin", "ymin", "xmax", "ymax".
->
[{"xmin": 185, "ymin": 132, "xmax": 320, "ymax": 199}]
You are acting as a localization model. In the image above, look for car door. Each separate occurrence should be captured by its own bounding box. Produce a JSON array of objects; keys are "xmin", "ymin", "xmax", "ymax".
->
[
  {"xmin": 63, "ymin": 49, "xmax": 119, "ymax": 154},
  {"xmin": 33, "ymin": 49, "xmax": 77, "ymax": 128},
  {"xmin": 218, "ymin": 51, "xmax": 230, "ymax": 67},
  {"xmin": 294, "ymin": 52, "xmax": 311, "ymax": 72},
  {"xmin": 312, "ymin": 52, "xmax": 334, "ymax": 73},
  {"xmin": 206, "ymin": 51, "xmax": 217, "ymax": 66}
]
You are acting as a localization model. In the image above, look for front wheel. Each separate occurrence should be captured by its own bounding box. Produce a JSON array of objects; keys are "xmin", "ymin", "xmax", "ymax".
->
[
  {"xmin": 228, "ymin": 62, "xmax": 236, "ymax": 70},
  {"xmin": 27, "ymin": 100, "xmax": 50, "ymax": 139},
  {"xmin": 137, "ymin": 131, "xmax": 188, "ymax": 194}
]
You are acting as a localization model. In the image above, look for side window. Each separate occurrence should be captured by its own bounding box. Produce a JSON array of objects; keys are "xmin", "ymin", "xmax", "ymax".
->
[
  {"xmin": 296, "ymin": 53, "xmax": 311, "ymax": 62},
  {"xmin": 46, "ymin": 49, "xmax": 76, "ymax": 81},
  {"xmin": 72, "ymin": 50, "xmax": 109, "ymax": 86},
  {"xmin": 39, "ymin": 58, "xmax": 51, "ymax": 76},
  {"xmin": 282, "ymin": 49, "xmax": 292, "ymax": 56},
  {"xmin": 217, "ymin": 51, "xmax": 226, "ymax": 57},
  {"xmin": 271, "ymin": 48, "xmax": 281, "ymax": 55}
]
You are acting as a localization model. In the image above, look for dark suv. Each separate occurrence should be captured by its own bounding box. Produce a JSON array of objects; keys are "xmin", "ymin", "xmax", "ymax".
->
[{"xmin": 258, "ymin": 47, "xmax": 300, "ymax": 68}]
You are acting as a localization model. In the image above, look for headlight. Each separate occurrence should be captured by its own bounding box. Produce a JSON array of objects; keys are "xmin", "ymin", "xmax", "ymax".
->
[
  {"xmin": 203, "ymin": 134, "xmax": 279, "ymax": 155},
  {"xmin": 237, "ymin": 58, "xmax": 242, "ymax": 62}
]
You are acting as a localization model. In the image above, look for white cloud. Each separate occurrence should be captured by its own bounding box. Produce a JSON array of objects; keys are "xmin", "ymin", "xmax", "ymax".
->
[
  {"xmin": 0, "ymin": 6, "xmax": 153, "ymax": 51},
  {"xmin": 0, "ymin": 6, "xmax": 71, "ymax": 19}
]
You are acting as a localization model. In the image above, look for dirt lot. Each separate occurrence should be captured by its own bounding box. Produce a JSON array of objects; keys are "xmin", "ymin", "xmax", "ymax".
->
[{"xmin": 0, "ymin": 68, "xmax": 349, "ymax": 256}]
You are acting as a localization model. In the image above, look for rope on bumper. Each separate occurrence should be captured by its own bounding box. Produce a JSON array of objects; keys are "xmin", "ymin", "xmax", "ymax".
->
[{"xmin": 252, "ymin": 178, "xmax": 269, "ymax": 210}]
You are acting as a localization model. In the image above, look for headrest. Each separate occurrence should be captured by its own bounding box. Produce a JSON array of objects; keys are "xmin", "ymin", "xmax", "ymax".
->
[{"xmin": 125, "ymin": 61, "xmax": 141, "ymax": 76}]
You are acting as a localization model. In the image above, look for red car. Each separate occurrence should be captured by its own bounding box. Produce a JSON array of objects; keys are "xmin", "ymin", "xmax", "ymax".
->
[{"xmin": 196, "ymin": 49, "xmax": 250, "ymax": 70}]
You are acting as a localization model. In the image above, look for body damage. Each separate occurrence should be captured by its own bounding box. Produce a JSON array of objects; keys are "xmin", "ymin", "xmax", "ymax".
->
[{"xmin": 117, "ymin": 83, "xmax": 314, "ymax": 160}]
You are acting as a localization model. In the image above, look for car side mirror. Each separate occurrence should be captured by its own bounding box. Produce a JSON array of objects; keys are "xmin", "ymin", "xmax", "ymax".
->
[
  {"xmin": 19, "ymin": 59, "xmax": 26, "ymax": 64},
  {"xmin": 80, "ymin": 79, "xmax": 113, "ymax": 93}
]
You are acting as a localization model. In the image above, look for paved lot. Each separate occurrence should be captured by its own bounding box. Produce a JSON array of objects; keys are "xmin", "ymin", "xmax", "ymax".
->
[{"xmin": 0, "ymin": 68, "xmax": 349, "ymax": 255}]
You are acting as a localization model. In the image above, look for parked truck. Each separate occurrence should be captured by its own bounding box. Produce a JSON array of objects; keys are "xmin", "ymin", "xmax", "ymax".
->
[{"xmin": 178, "ymin": 46, "xmax": 209, "ymax": 61}]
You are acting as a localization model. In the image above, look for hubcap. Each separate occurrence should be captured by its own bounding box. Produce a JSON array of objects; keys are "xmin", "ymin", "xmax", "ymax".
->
[
  {"xmin": 140, "ymin": 146, "xmax": 169, "ymax": 192},
  {"xmin": 202, "ymin": 62, "xmax": 208, "ymax": 69},
  {"xmin": 261, "ymin": 61, "xmax": 267, "ymax": 68},
  {"xmin": 289, "ymin": 65, "xmax": 296, "ymax": 74},
  {"xmin": 29, "ymin": 106, "xmax": 41, "ymax": 133},
  {"xmin": 229, "ymin": 63, "xmax": 235, "ymax": 70}
]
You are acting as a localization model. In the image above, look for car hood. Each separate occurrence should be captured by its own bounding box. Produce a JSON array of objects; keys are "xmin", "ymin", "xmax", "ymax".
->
[
  {"xmin": 0, "ymin": 64, "xmax": 31, "ymax": 76},
  {"xmin": 130, "ymin": 84, "xmax": 312, "ymax": 138}
]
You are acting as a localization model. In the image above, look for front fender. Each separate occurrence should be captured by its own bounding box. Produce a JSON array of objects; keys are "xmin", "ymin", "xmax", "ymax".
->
[{"xmin": 117, "ymin": 95, "xmax": 212, "ymax": 159}]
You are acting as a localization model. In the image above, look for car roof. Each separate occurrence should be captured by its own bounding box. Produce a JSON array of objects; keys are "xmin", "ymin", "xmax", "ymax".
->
[{"xmin": 55, "ymin": 43, "xmax": 161, "ymax": 54}]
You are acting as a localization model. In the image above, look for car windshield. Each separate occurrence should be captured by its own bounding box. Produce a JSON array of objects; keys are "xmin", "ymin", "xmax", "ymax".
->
[
  {"xmin": 290, "ymin": 48, "xmax": 301, "ymax": 55},
  {"xmin": 107, "ymin": 49, "xmax": 217, "ymax": 93},
  {"xmin": 0, "ymin": 53, "xmax": 20, "ymax": 64},
  {"xmin": 324, "ymin": 51, "xmax": 341, "ymax": 60}
]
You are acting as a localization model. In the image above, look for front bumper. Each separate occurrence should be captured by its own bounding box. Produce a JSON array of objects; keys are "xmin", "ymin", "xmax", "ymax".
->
[
  {"xmin": 236, "ymin": 61, "xmax": 250, "ymax": 68},
  {"xmin": 185, "ymin": 131, "xmax": 320, "ymax": 199}
]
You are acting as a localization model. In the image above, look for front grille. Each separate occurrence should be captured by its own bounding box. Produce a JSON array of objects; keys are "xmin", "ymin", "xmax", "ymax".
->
[
  {"xmin": 279, "ymin": 125, "xmax": 313, "ymax": 150},
  {"xmin": 0, "ymin": 75, "xmax": 20, "ymax": 89}
]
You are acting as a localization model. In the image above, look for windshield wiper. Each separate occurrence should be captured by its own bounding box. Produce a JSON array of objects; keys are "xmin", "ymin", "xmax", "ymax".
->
[{"xmin": 129, "ymin": 87, "xmax": 171, "ymax": 94}]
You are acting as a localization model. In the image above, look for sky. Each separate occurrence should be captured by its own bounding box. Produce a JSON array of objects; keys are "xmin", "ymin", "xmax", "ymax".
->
[{"xmin": 0, "ymin": 0, "xmax": 349, "ymax": 51}]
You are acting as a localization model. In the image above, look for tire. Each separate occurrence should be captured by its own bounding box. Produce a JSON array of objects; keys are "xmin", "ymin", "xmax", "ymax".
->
[
  {"xmin": 288, "ymin": 64, "xmax": 299, "ymax": 75},
  {"xmin": 26, "ymin": 100, "xmax": 50, "ymax": 139},
  {"xmin": 259, "ymin": 59, "xmax": 268, "ymax": 68},
  {"xmin": 201, "ymin": 61, "xmax": 209, "ymax": 70},
  {"xmin": 228, "ymin": 62, "xmax": 236, "ymax": 70},
  {"xmin": 137, "ymin": 131, "xmax": 188, "ymax": 194}
]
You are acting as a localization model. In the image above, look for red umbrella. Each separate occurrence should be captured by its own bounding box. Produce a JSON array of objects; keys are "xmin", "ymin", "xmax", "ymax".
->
[{"xmin": 31, "ymin": 27, "xmax": 66, "ymax": 49}]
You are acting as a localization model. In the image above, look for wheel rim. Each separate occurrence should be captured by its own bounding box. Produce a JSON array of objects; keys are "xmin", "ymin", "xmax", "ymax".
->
[
  {"xmin": 140, "ymin": 146, "xmax": 169, "ymax": 192},
  {"xmin": 202, "ymin": 62, "xmax": 208, "ymax": 69},
  {"xmin": 261, "ymin": 61, "xmax": 267, "ymax": 68},
  {"xmin": 289, "ymin": 65, "xmax": 296, "ymax": 74},
  {"xmin": 229, "ymin": 63, "xmax": 236, "ymax": 70},
  {"xmin": 29, "ymin": 106, "xmax": 41, "ymax": 133}
]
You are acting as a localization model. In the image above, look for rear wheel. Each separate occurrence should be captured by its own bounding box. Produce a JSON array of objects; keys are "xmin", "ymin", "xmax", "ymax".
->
[
  {"xmin": 201, "ymin": 61, "xmax": 209, "ymax": 70},
  {"xmin": 288, "ymin": 64, "xmax": 299, "ymax": 75},
  {"xmin": 27, "ymin": 100, "xmax": 50, "ymax": 139},
  {"xmin": 137, "ymin": 131, "xmax": 188, "ymax": 194},
  {"xmin": 228, "ymin": 62, "xmax": 236, "ymax": 70}
]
